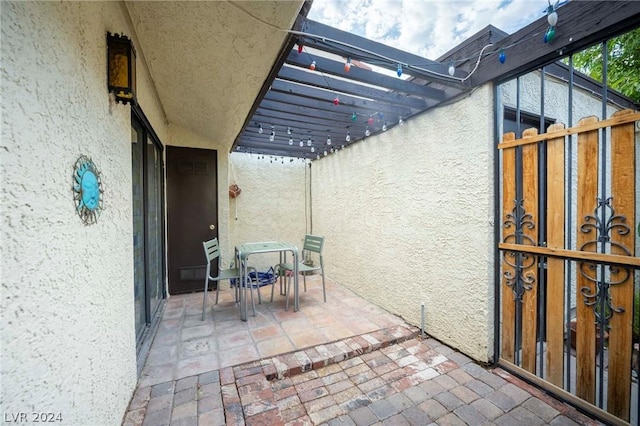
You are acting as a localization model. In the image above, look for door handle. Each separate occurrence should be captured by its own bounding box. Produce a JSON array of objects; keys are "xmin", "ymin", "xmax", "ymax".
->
[{"xmin": 209, "ymin": 224, "xmax": 215, "ymax": 231}]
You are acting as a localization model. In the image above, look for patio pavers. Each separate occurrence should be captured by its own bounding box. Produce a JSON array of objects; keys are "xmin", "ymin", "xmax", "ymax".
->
[{"xmin": 123, "ymin": 277, "xmax": 602, "ymax": 425}]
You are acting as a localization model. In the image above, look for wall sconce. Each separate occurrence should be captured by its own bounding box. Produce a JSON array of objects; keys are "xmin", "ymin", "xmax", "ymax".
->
[{"xmin": 107, "ymin": 33, "xmax": 136, "ymax": 104}]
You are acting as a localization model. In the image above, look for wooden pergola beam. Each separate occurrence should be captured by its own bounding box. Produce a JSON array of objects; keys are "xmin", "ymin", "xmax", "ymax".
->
[{"xmin": 471, "ymin": 1, "xmax": 640, "ymax": 86}]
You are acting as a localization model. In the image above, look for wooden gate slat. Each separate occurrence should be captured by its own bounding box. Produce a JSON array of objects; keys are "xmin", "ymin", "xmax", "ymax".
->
[
  {"xmin": 545, "ymin": 123, "xmax": 566, "ymax": 387},
  {"xmin": 521, "ymin": 128, "xmax": 539, "ymax": 374},
  {"xmin": 576, "ymin": 116, "xmax": 599, "ymax": 404},
  {"xmin": 607, "ymin": 109, "xmax": 635, "ymax": 421},
  {"xmin": 501, "ymin": 132, "xmax": 517, "ymax": 363}
]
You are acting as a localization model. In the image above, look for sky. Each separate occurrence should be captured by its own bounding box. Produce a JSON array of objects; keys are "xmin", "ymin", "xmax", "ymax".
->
[{"xmin": 307, "ymin": 0, "xmax": 555, "ymax": 60}]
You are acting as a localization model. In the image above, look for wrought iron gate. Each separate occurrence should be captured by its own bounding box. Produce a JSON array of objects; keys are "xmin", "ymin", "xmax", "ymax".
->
[{"xmin": 498, "ymin": 110, "xmax": 640, "ymax": 424}]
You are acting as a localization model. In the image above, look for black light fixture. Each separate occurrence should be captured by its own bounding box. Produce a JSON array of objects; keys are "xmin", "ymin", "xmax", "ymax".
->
[{"xmin": 107, "ymin": 33, "xmax": 136, "ymax": 104}]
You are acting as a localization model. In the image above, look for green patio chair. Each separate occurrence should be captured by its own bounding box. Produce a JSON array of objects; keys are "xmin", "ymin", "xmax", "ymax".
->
[
  {"xmin": 278, "ymin": 235, "xmax": 326, "ymax": 307},
  {"xmin": 202, "ymin": 238, "xmax": 257, "ymax": 320}
]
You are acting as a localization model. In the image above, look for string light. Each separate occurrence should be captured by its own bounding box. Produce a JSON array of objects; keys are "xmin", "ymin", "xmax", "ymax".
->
[
  {"xmin": 365, "ymin": 127, "xmax": 370, "ymax": 137},
  {"xmin": 333, "ymin": 96, "xmax": 340, "ymax": 106},
  {"xmin": 258, "ymin": 124, "xmax": 263, "ymax": 134},
  {"xmin": 310, "ymin": 60, "xmax": 316, "ymax": 71},
  {"xmin": 344, "ymin": 57, "xmax": 352, "ymax": 72},
  {"xmin": 307, "ymin": 137, "xmax": 312, "ymax": 147},
  {"xmin": 288, "ymin": 137, "xmax": 293, "ymax": 145},
  {"xmin": 345, "ymin": 131, "xmax": 351, "ymax": 142},
  {"xmin": 399, "ymin": 117, "xmax": 404, "ymax": 126},
  {"xmin": 547, "ymin": 6, "xmax": 558, "ymax": 26},
  {"xmin": 287, "ymin": 127, "xmax": 292, "ymax": 135},
  {"xmin": 448, "ymin": 62, "xmax": 455, "ymax": 77},
  {"xmin": 297, "ymin": 43, "xmax": 303, "ymax": 54},
  {"xmin": 367, "ymin": 117, "xmax": 374, "ymax": 126},
  {"xmin": 397, "ymin": 64, "xmax": 402, "ymax": 77},
  {"xmin": 544, "ymin": 26, "xmax": 556, "ymax": 43},
  {"xmin": 269, "ymin": 127, "xmax": 275, "ymax": 142},
  {"xmin": 327, "ymin": 135, "xmax": 332, "ymax": 145},
  {"xmin": 382, "ymin": 122, "xmax": 387, "ymax": 131},
  {"xmin": 351, "ymin": 112, "xmax": 357, "ymax": 122},
  {"xmin": 311, "ymin": 146, "xmax": 315, "ymax": 153},
  {"xmin": 299, "ymin": 140, "xmax": 304, "ymax": 147},
  {"xmin": 499, "ymin": 49, "xmax": 506, "ymax": 64}
]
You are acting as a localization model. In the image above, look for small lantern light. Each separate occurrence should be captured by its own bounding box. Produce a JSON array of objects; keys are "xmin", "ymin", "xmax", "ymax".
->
[{"xmin": 107, "ymin": 33, "xmax": 136, "ymax": 104}]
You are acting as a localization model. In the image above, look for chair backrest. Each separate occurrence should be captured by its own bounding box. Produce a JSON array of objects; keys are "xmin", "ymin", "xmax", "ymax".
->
[
  {"xmin": 303, "ymin": 234, "xmax": 324, "ymax": 255},
  {"xmin": 203, "ymin": 238, "xmax": 221, "ymax": 263}
]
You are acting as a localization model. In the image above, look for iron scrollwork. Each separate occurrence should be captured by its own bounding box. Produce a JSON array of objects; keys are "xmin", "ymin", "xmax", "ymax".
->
[
  {"xmin": 578, "ymin": 197, "xmax": 630, "ymax": 331},
  {"xmin": 502, "ymin": 198, "xmax": 537, "ymax": 302}
]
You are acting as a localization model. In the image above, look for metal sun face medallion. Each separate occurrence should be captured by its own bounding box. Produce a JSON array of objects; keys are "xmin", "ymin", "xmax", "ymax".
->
[{"xmin": 73, "ymin": 155, "xmax": 103, "ymax": 225}]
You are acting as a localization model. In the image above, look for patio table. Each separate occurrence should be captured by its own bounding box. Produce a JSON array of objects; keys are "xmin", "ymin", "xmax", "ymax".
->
[{"xmin": 236, "ymin": 241, "xmax": 299, "ymax": 321}]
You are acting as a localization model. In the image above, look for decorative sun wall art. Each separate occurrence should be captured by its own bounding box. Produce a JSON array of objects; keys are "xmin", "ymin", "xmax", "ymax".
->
[{"xmin": 73, "ymin": 155, "xmax": 103, "ymax": 225}]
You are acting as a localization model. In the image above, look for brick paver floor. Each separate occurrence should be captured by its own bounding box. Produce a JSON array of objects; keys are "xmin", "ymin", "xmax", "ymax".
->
[{"xmin": 122, "ymin": 277, "xmax": 606, "ymax": 425}]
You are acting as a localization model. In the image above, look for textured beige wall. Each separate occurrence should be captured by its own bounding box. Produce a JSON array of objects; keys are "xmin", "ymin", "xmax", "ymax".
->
[
  {"xmin": 228, "ymin": 153, "xmax": 308, "ymax": 270},
  {"xmin": 311, "ymin": 86, "xmax": 496, "ymax": 362},
  {"xmin": 1, "ymin": 2, "xmax": 166, "ymax": 423}
]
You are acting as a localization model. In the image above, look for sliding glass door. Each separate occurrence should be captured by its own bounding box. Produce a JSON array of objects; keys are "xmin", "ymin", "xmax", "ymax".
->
[{"xmin": 132, "ymin": 112, "xmax": 165, "ymax": 346}]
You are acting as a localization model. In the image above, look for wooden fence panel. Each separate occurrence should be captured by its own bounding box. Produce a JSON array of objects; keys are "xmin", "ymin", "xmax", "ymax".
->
[
  {"xmin": 501, "ymin": 132, "xmax": 517, "ymax": 363},
  {"xmin": 521, "ymin": 128, "xmax": 539, "ymax": 374},
  {"xmin": 575, "ymin": 115, "xmax": 599, "ymax": 404},
  {"xmin": 545, "ymin": 123, "xmax": 566, "ymax": 387},
  {"xmin": 499, "ymin": 110, "xmax": 639, "ymax": 423},
  {"xmin": 607, "ymin": 109, "xmax": 636, "ymax": 421}
]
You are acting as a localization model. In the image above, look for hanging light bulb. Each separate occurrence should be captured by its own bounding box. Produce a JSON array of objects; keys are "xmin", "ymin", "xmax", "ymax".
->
[
  {"xmin": 397, "ymin": 63, "xmax": 403, "ymax": 78},
  {"xmin": 547, "ymin": 6, "xmax": 558, "ymax": 26},
  {"xmin": 323, "ymin": 150, "xmax": 328, "ymax": 156},
  {"xmin": 288, "ymin": 137, "xmax": 293, "ymax": 145},
  {"xmin": 344, "ymin": 57, "xmax": 352, "ymax": 73},
  {"xmin": 297, "ymin": 43, "xmax": 303, "ymax": 54},
  {"xmin": 544, "ymin": 26, "xmax": 556, "ymax": 43},
  {"xmin": 382, "ymin": 122, "xmax": 387, "ymax": 131},
  {"xmin": 287, "ymin": 127, "xmax": 292, "ymax": 135},
  {"xmin": 330, "ymin": 147, "xmax": 335, "ymax": 153},
  {"xmin": 299, "ymin": 140, "xmax": 304, "ymax": 147},
  {"xmin": 333, "ymin": 96, "xmax": 339, "ymax": 106},
  {"xmin": 310, "ymin": 60, "xmax": 316, "ymax": 71},
  {"xmin": 499, "ymin": 49, "xmax": 506, "ymax": 64},
  {"xmin": 311, "ymin": 146, "xmax": 315, "ymax": 153},
  {"xmin": 316, "ymin": 154, "xmax": 320, "ymax": 160},
  {"xmin": 365, "ymin": 127, "xmax": 370, "ymax": 137},
  {"xmin": 341, "ymin": 144, "xmax": 345, "ymax": 149},
  {"xmin": 399, "ymin": 117, "xmax": 404, "ymax": 126},
  {"xmin": 269, "ymin": 128, "xmax": 275, "ymax": 142},
  {"xmin": 307, "ymin": 137, "xmax": 312, "ymax": 147},
  {"xmin": 367, "ymin": 117, "xmax": 374, "ymax": 126},
  {"xmin": 345, "ymin": 131, "xmax": 351, "ymax": 142},
  {"xmin": 327, "ymin": 135, "xmax": 332, "ymax": 145},
  {"xmin": 448, "ymin": 62, "xmax": 455, "ymax": 77},
  {"xmin": 351, "ymin": 112, "xmax": 357, "ymax": 122},
  {"xmin": 258, "ymin": 124, "xmax": 263, "ymax": 134}
]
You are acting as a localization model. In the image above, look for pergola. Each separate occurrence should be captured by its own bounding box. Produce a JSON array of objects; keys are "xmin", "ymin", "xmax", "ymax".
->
[{"xmin": 231, "ymin": 0, "xmax": 640, "ymax": 160}]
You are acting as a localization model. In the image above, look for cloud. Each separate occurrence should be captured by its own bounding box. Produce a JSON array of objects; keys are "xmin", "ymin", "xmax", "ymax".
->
[{"xmin": 308, "ymin": 0, "xmax": 551, "ymax": 59}]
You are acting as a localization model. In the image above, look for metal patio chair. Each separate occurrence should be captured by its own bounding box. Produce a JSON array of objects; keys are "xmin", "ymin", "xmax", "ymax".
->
[
  {"xmin": 201, "ymin": 238, "xmax": 257, "ymax": 320},
  {"xmin": 278, "ymin": 234, "xmax": 326, "ymax": 306}
]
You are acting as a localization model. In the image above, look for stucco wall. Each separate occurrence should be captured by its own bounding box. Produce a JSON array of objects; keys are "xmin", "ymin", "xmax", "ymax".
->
[
  {"xmin": 228, "ymin": 153, "xmax": 308, "ymax": 270},
  {"xmin": 1, "ymin": 2, "xmax": 167, "ymax": 423},
  {"xmin": 311, "ymin": 85, "xmax": 496, "ymax": 362}
]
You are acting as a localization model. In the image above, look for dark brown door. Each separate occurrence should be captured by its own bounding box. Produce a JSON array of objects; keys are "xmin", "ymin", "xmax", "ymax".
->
[{"xmin": 166, "ymin": 146, "xmax": 218, "ymax": 294}]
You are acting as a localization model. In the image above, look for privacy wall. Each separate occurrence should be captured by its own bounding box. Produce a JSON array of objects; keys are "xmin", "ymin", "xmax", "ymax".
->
[
  {"xmin": 311, "ymin": 85, "xmax": 495, "ymax": 362},
  {"xmin": 1, "ymin": 2, "xmax": 167, "ymax": 424},
  {"xmin": 228, "ymin": 153, "xmax": 308, "ymax": 270}
]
